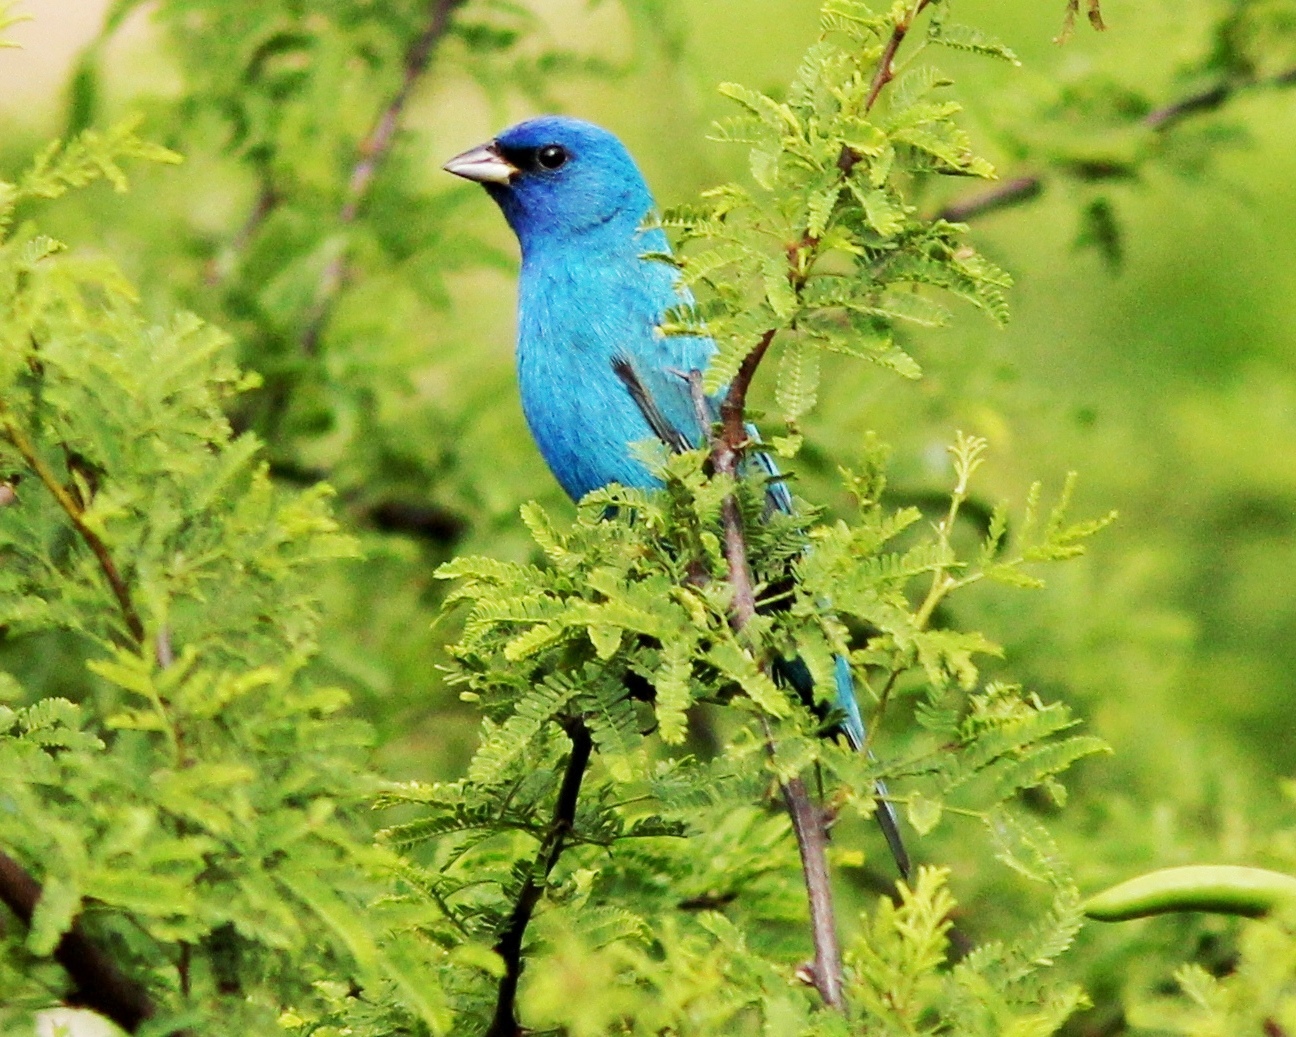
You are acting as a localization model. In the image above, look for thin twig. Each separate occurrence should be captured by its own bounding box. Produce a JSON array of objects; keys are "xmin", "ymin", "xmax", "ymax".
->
[
  {"xmin": 366, "ymin": 500, "xmax": 467, "ymax": 544},
  {"xmin": 781, "ymin": 777, "xmax": 844, "ymax": 1007},
  {"xmin": 485, "ymin": 720, "xmax": 593, "ymax": 1037},
  {"xmin": 864, "ymin": 0, "xmax": 933, "ymax": 113},
  {"xmin": 155, "ymin": 627, "xmax": 174, "ymax": 669},
  {"xmin": 937, "ymin": 64, "xmax": 1296, "ymax": 222},
  {"xmin": 204, "ymin": 178, "xmax": 278, "ymax": 286},
  {"xmin": 0, "ymin": 849, "xmax": 157, "ymax": 1032},
  {"xmin": 712, "ymin": 331, "xmax": 775, "ymax": 628},
  {"xmin": 935, "ymin": 175, "xmax": 1043, "ymax": 223},
  {"xmin": 1143, "ymin": 64, "xmax": 1296, "ymax": 131},
  {"xmin": 267, "ymin": 460, "xmax": 467, "ymax": 544},
  {"xmin": 861, "ymin": 666, "xmax": 901, "ymax": 758},
  {"xmin": 717, "ymin": 330, "xmax": 775, "ymax": 456},
  {"xmin": 1144, "ymin": 82, "xmax": 1230, "ymax": 131},
  {"xmin": 719, "ymin": 493, "xmax": 759, "ymax": 626},
  {"xmin": 300, "ymin": 0, "xmax": 468, "ymax": 357},
  {"xmin": 698, "ymin": 333, "xmax": 847, "ymax": 1008},
  {"xmin": 0, "ymin": 410, "xmax": 144, "ymax": 644}
]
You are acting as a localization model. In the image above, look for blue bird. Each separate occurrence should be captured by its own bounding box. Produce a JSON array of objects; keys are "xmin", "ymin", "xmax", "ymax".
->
[{"xmin": 445, "ymin": 116, "xmax": 909, "ymax": 878}]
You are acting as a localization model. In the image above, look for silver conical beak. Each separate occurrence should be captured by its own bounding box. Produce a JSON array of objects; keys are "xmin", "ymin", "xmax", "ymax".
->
[{"xmin": 443, "ymin": 141, "xmax": 518, "ymax": 185}]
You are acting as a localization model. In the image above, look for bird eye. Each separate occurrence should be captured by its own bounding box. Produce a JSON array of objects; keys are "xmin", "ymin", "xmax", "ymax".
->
[{"xmin": 536, "ymin": 144, "xmax": 568, "ymax": 170}]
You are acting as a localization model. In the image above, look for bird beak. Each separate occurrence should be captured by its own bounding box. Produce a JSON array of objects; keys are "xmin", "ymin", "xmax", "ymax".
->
[{"xmin": 442, "ymin": 140, "xmax": 518, "ymax": 185}]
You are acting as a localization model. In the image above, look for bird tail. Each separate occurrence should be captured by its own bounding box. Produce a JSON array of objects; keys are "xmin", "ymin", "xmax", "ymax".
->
[
  {"xmin": 833, "ymin": 655, "xmax": 911, "ymax": 881},
  {"xmin": 775, "ymin": 655, "xmax": 911, "ymax": 880},
  {"xmin": 746, "ymin": 442, "xmax": 910, "ymax": 878}
]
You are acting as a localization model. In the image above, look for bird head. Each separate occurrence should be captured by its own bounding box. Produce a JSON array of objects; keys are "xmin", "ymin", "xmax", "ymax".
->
[{"xmin": 443, "ymin": 116, "xmax": 654, "ymax": 253}]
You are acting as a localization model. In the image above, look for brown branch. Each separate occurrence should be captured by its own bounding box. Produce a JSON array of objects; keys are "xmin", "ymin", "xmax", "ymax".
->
[
  {"xmin": 300, "ymin": 0, "xmax": 468, "ymax": 357},
  {"xmin": 204, "ymin": 178, "xmax": 278, "ymax": 286},
  {"xmin": 1144, "ymin": 65, "xmax": 1296, "ymax": 131},
  {"xmin": 712, "ymin": 331, "xmax": 775, "ymax": 629},
  {"xmin": 935, "ymin": 175, "xmax": 1043, "ymax": 223},
  {"xmin": 485, "ymin": 719, "xmax": 593, "ymax": 1037},
  {"xmin": 1143, "ymin": 82, "xmax": 1231, "ymax": 131},
  {"xmin": 716, "ymin": 331, "xmax": 775, "ymax": 457},
  {"xmin": 267, "ymin": 461, "xmax": 467, "ymax": 545},
  {"xmin": 677, "ymin": 890, "xmax": 738, "ymax": 911},
  {"xmin": 366, "ymin": 500, "xmax": 467, "ymax": 544},
  {"xmin": 782, "ymin": 778, "xmax": 844, "ymax": 1007},
  {"xmin": 0, "ymin": 849, "xmax": 157, "ymax": 1032},
  {"xmin": 864, "ymin": 0, "xmax": 934, "ymax": 113},
  {"xmin": 937, "ymin": 63, "xmax": 1296, "ymax": 223},
  {"xmin": 0, "ymin": 411, "xmax": 144, "ymax": 644},
  {"xmin": 694, "ymin": 333, "xmax": 847, "ymax": 1008}
]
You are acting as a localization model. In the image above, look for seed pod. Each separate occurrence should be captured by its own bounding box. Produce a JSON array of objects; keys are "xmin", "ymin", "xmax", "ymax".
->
[{"xmin": 1085, "ymin": 865, "xmax": 1296, "ymax": 921}]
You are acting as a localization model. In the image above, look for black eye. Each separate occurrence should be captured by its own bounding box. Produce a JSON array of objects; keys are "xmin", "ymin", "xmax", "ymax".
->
[{"xmin": 536, "ymin": 144, "xmax": 568, "ymax": 170}]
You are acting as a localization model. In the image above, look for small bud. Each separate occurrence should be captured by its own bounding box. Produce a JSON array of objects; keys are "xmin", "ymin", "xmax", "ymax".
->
[{"xmin": 0, "ymin": 483, "xmax": 16, "ymax": 507}]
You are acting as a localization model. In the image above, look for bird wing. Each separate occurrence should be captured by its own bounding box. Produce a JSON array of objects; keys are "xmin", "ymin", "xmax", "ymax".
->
[{"xmin": 610, "ymin": 355, "xmax": 694, "ymax": 455}]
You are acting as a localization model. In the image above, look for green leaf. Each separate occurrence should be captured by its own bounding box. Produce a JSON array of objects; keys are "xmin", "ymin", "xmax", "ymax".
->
[
  {"xmin": 851, "ymin": 183, "xmax": 907, "ymax": 236},
  {"xmin": 928, "ymin": 20, "xmax": 1020, "ymax": 63},
  {"xmin": 28, "ymin": 876, "xmax": 79, "ymax": 957},
  {"xmin": 907, "ymin": 792, "xmax": 943, "ymax": 836},
  {"xmin": 806, "ymin": 182, "xmax": 842, "ymax": 238},
  {"xmin": 707, "ymin": 641, "xmax": 788, "ymax": 717},
  {"xmin": 653, "ymin": 639, "xmax": 695, "ymax": 745},
  {"xmin": 587, "ymin": 623, "xmax": 623, "ymax": 660},
  {"xmin": 775, "ymin": 338, "xmax": 821, "ymax": 420},
  {"xmin": 381, "ymin": 933, "xmax": 455, "ymax": 1034},
  {"xmin": 277, "ymin": 866, "xmax": 381, "ymax": 980},
  {"xmin": 763, "ymin": 256, "xmax": 798, "ymax": 320}
]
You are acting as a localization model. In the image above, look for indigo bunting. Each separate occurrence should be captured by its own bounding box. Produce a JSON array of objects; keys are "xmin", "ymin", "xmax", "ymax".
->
[{"xmin": 445, "ymin": 116, "xmax": 908, "ymax": 877}]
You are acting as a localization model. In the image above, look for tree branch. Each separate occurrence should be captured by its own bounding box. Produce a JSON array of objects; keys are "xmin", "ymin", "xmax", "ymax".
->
[
  {"xmin": 781, "ymin": 778, "xmax": 844, "ymax": 1007},
  {"xmin": 1144, "ymin": 65, "xmax": 1296, "ymax": 130},
  {"xmin": 267, "ymin": 461, "xmax": 467, "ymax": 545},
  {"xmin": 367, "ymin": 500, "xmax": 467, "ymax": 544},
  {"xmin": 485, "ymin": 719, "xmax": 593, "ymax": 1037},
  {"xmin": 1143, "ymin": 82, "xmax": 1231, "ymax": 132},
  {"xmin": 936, "ymin": 64, "xmax": 1296, "ymax": 223},
  {"xmin": 300, "ymin": 0, "xmax": 468, "ymax": 357},
  {"xmin": 864, "ymin": 0, "xmax": 933, "ymax": 113},
  {"xmin": 935, "ymin": 175, "xmax": 1043, "ymax": 223},
  {"xmin": 0, "ymin": 410, "xmax": 144, "ymax": 644},
  {"xmin": 717, "ymin": 331, "xmax": 775, "ymax": 457},
  {"xmin": 204, "ymin": 177, "xmax": 278, "ymax": 286},
  {"xmin": 694, "ymin": 334, "xmax": 847, "ymax": 1009},
  {"xmin": 712, "ymin": 331, "xmax": 775, "ymax": 628},
  {"xmin": 0, "ymin": 849, "xmax": 157, "ymax": 1032}
]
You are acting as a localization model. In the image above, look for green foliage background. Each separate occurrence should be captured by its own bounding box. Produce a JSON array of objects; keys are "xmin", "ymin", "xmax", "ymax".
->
[{"xmin": 0, "ymin": 0, "xmax": 1294, "ymax": 1033}]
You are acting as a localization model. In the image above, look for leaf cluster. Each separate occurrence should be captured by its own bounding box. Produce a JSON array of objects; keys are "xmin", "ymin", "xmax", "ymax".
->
[
  {"xmin": 0, "ymin": 127, "xmax": 449, "ymax": 1036},
  {"xmin": 652, "ymin": 1, "xmax": 1015, "ymax": 422},
  {"xmin": 424, "ymin": 422, "xmax": 1111, "ymax": 1030}
]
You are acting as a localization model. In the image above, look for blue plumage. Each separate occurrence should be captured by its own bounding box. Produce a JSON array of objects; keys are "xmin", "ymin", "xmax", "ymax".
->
[
  {"xmin": 481, "ymin": 118, "xmax": 712, "ymax": 500},
  {"xmin": 445, "ymin": 117, "xmax": 908, "ymax": 877}
]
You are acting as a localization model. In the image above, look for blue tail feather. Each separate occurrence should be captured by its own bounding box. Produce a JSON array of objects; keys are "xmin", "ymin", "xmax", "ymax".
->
[
  {"xmin": 776, "ymin": 654, "xmax": 911, "ymax": 879},
  {"xmin": 753, "ymin": 445, "xmax": 911, "ymax": 880},
  {"xmin": 833, "ymin": 656, "xmax": 911, "ymax": 880}
]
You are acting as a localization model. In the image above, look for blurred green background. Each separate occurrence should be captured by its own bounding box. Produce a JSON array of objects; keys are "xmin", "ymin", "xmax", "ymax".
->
[{"xmin": 2, "ymin": 0, "xmax": 1294, "ymax": 1026}]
